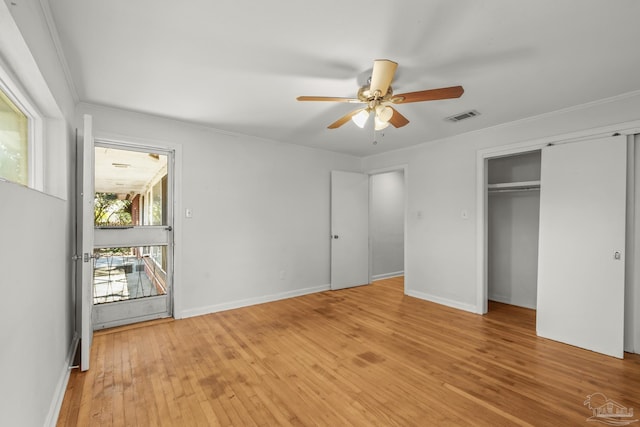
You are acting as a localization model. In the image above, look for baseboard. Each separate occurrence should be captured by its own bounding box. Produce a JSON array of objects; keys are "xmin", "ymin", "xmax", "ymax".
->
[
  {"xmin": 371, "ymin": 271, "xmax": 404, "ymax": 281},
  {"xmin": 180, "ymin": 284, "xmax": 331, "ymax": 319},
  {"xmin": 406, "ymin": 289, "xmax": 477, "ymax": 314},
  {"xmin": 45, "ymin": 332, "xmax": 79, "ymax": 427},
  {"xmin": 488, "ymin": 294, "xmax": 537, "ymax": 310}
]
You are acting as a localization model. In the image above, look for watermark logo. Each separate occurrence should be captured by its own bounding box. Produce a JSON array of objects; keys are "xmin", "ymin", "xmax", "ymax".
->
[{"xmin": 584, "ymin": 392, "xmax": 638, "ymax": 426}]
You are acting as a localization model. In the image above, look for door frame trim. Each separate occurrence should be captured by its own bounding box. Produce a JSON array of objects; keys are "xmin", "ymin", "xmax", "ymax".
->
[{"xmin": 92, "ymin": 131, "xmax": 184, "ymax": 319}]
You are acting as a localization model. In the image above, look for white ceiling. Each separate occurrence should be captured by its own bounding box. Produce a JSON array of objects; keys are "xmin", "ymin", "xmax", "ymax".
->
[
  {"xmin": 47, "ymin": 0, "xmax": 640, "ymax": 157},
  {"xmin": 94, "ymin": 146, "xmax": 167, "ymax": 194}
]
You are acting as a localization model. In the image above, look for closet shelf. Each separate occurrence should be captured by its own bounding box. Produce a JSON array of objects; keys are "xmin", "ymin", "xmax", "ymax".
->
[{"xmin": 488, "ymin": 180, "xmax": 540, "ymax": 193}]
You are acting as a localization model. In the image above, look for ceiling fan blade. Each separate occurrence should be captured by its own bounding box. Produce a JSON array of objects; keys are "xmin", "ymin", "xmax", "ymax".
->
[
  {"xmin": 388, "ymin": 107, "xmax": 409, "ymax": 128},
  {"xmin": 327, "ymin": 108, "xmax": 365, "ymax": 129},
  {"xmin": 297, "ymin": 96, "xmax": 362, "ymax": 103},
  {"xmin": 369, "ymin": 59, "xmax": 398, "ymax": 97},
  {"xmin": 393, "ymin": 86, "xmax": 464, "ymax": 104}
]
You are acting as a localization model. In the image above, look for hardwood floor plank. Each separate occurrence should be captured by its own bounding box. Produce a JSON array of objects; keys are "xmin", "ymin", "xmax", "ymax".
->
[
  {"xmin": 119, "ymin": 333, "xmax": 137, "ymax": 426},
  {"xmin": 57, "ymin": 277, "xmax": 640, "ymax": 426}
]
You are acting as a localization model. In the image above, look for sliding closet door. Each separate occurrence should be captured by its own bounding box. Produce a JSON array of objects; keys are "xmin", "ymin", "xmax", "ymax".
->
[{"xmin": 537, "ymin": 135, "xmax": 626, "ymax": 358}]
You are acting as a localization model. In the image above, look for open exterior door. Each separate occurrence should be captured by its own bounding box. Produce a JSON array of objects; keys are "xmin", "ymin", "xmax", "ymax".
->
[
  {"xmin": 331, "ymin": 170, "xmax": 369, "ymax": 290},
  {"xmin": 77, "ymin": 114, "xmax": 95, "ymax": 371},
  {"xmin": 536, "ymin": 135, "xmax": 626, "ymax": 358}
]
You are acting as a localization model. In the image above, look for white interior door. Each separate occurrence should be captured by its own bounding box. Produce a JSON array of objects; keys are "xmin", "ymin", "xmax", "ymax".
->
[
  {"xmin": 78, "ymin": 114, "xmax": 95, "ymax": 371},
  {"xmin": 331, "ymin": 170, "xmax": 369, "ymax": 290},
  {"xmin": 537, "ymin": 135, "xmax": 626, "ymax": 358}
]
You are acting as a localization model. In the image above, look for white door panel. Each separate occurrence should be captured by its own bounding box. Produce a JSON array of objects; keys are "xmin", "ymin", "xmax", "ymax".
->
[
  {"xmin": 78, "ymin": 114, "xmax": 94, "ymax": 371},
  {"xmin": 537, "ymin": 135, "xmax": 626, "ymax": 358},
  {"xmin": 93, "ymin": 296, "xmax": 167, "ymax": 329},
  {"xmin": 94, "ymin": 226, "xmax": 170, "ymax": 248},
  {"xmin": 331, "ymin": 171, "xmax": 369, "ymax": 290}
]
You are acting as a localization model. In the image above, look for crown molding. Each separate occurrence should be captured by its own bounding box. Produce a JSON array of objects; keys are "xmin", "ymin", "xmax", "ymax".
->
[{"xmin": 39, "ymin": 0, "xmax": 79, "ymax": 103}]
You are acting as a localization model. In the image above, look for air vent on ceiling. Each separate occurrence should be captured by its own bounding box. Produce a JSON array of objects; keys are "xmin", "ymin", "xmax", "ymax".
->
[{"xmin": 446, "ymin": 110, "xmax": 480, "ymax": 123}]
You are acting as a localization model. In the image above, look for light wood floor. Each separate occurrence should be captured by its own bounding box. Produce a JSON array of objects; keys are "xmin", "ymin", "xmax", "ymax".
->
[{"xmin": 57, "ymin": 277, "xmax": 640, "ymax": 426}]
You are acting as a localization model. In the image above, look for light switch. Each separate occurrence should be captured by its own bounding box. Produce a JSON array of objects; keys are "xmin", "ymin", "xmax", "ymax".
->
[
  {"xmin": 185, "ymin": 208, "xmax": 193, "ymax": 218},
  {"xmin": 461, "ymin": 210, "xmax": 468, "ymax": 220}
]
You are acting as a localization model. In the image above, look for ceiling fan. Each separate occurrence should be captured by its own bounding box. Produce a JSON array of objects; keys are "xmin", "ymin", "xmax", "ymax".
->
[{"xmin": 297, "ymin": 59, "xmax": 464, "ymax": 130}]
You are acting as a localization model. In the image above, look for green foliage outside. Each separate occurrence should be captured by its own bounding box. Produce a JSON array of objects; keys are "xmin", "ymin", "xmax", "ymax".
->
[
  {"xmin": 94, "ymin": 192, "xmax": 134, "ymax": 256},
  {"xmin": 94, "ymin": 192, "xmax": 132, "ymax": 226}
]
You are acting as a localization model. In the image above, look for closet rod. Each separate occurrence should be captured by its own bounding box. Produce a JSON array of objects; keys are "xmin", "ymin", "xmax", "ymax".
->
[{"xmin": 488, "ymin": 187, "xmax": 540, "ymax": 194}]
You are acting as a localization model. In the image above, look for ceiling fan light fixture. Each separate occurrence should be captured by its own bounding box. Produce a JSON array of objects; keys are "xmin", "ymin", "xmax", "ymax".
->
[
  {"xmin": 374, "ymin": 116, "xmax": 391, "ymax": 131},
  {"xmin": 352, "ymin": 109, "xmax": 370, "ymax": 128},
  {"xmin": 375, "ymin": 105, "xmax": 393, "ymax": 122}
]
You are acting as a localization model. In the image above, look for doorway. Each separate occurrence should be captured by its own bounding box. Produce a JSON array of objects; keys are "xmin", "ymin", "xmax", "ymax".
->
[
  {"xmin": 369, "ymin": 169, "xmax": 405, "ymax": 282},
  {"xmin": 91, "ymin": 142, "xmax": 174, "ymax": 329},
  {"xmin": 330, "ymin": 166, "xmax": 407, "ymax": 291}
]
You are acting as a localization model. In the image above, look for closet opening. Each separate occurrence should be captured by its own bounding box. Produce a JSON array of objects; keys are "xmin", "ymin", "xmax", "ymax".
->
[
  {"xmin": 477, "ymin": 130, "xmax": 639, "ymax": 356},
  {"xmin": 486, "ymin": 150, "xmax": 541, "ymax": 314}
]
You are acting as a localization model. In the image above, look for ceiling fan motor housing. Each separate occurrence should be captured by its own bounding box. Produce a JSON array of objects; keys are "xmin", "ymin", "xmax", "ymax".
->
[{"xmin": 358, "ymin": 86, "xmax": 394, "ymax": 103}]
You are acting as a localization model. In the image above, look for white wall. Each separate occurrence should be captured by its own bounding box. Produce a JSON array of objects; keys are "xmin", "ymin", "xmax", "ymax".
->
[
  {"xmin": 0, "ymin": 1, "xmax": 76, "ymax": 426},
  {"xmin": 363, "ymin": 91, "xmax": 640, "ymax": 316},
  {"xmin": 77, "ymin": 102, "xmax": 362, "ymax": 317},
  {"xmin": 488, "ymin": 191, "xmax": 539, "ymax": 309},
  {"xmin": 0, "ymin": 183, "xmax": 69, "ymax": 426},
  {"xmin": 370, "ymin": 170, "xmax": 404, "ymax": 279}
]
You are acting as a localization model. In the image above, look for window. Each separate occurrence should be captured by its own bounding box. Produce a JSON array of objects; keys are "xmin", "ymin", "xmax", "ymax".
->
[
  {"xmin": 0, "ymin": 10, "xmax": 62, "ymax": 197},
  {"xmin": 0, "ymin": 87, "xmax": 29, "ymax": 186}
]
